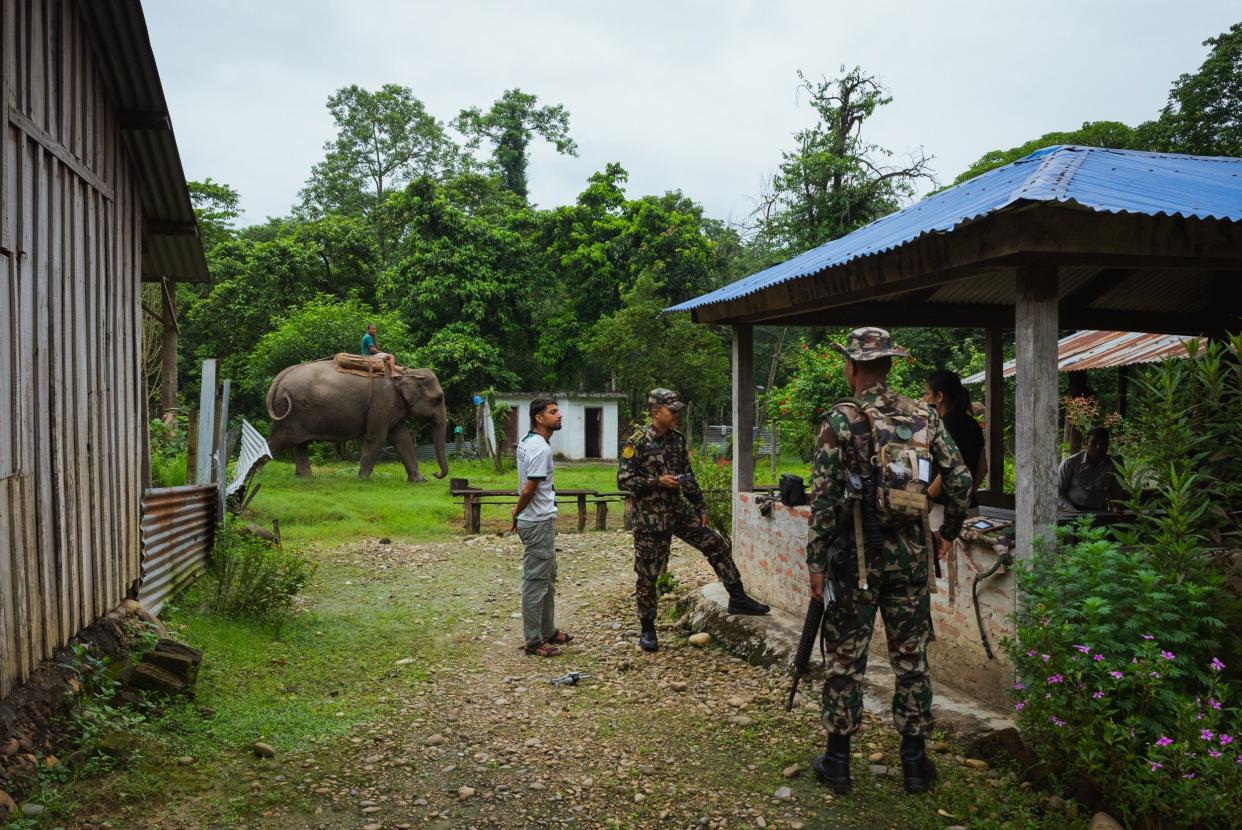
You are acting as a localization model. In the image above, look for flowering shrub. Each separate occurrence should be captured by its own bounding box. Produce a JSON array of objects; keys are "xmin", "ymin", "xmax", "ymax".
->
[{"xmin": 1007, "ymin": 523, "xmax": 1239, "ymax": 827}]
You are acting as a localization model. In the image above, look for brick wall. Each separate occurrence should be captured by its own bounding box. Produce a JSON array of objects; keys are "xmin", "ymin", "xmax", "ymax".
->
[{"xmin": 732, "ymin": 493, "xmax": 1016, "ymax": 709}]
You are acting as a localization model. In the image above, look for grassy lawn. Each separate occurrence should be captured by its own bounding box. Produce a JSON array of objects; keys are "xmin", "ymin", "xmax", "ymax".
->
[{"xmin": 246, "ymin": 456, "xmax": 813, "ymax": 547}]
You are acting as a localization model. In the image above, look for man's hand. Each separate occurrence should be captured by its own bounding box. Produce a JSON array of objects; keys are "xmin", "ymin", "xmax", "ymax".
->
[
  {"xmin": 808, "ymin": 570, "xmax": 825, "ymax": 602},
  {"xmin": 699, "ymin": 507, "xmax": 710, "ymax": 527},
  {"xmin": 657, "ymin": 474, "xmax": 681, "ymax": 490},
  {"xmin": 510, "ymin": 505, "xmax": 518, "ymax": 532}
]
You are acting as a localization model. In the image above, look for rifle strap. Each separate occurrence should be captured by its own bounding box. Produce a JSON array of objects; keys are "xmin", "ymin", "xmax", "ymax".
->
[
  {"xmin": 922, "ymin": 508, "xmax": 938, "ymax": 594},
  {"xmin": 853, "ymin": 500, "xmax": 867, "ymax": 590},
  {"xmin": 947, "ymin": 536, "xmax": 958, "ymax": 604}
]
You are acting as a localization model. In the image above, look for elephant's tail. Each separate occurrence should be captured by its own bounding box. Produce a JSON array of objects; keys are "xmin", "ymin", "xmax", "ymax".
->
[{"xmin": 266, "ymin": 365, "xmax": 299, "ymax": 422}]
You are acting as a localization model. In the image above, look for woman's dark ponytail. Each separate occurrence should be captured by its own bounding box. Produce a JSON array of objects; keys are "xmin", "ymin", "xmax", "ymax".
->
[{"xmin": 926, "ymin": 369, "xmax": 971, "ymax": 415}]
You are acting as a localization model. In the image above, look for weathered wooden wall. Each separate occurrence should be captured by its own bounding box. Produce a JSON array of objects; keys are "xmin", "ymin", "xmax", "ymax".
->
[{"xmin": 1, "ymin": 0, "xmax": 146, "ymax": 697}]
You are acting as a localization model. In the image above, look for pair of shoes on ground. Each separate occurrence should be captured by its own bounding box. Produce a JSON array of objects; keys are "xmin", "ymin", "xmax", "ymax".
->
[
  {"xmin": 813, "ymin": 734, "xmax": 938, "ymax": 795},
  {"xmin": 524, "ymin": 629, "xmax": 574, "ymax": 657}
]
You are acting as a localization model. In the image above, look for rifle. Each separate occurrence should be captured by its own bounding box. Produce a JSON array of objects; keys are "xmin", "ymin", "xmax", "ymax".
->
[{"xmin": 785, "ymin": 596, "xmax": 825, "ymax": 712}]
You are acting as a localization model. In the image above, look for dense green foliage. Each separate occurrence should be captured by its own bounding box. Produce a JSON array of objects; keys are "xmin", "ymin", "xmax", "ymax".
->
[
  {"xmin": 209, "ymin": 518, "xmax": 316, "ymax": 628},
  {"xmin": 1007, "ymin": 339, "xmax": 1242, "ymax": 829}
]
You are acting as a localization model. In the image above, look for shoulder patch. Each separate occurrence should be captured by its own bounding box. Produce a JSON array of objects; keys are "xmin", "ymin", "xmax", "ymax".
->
[{"xmin": 622, "ymin": 445, "xmax": 636, "ymax": 459}]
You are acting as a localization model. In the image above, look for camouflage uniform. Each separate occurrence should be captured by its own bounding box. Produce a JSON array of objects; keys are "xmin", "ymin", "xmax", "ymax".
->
[
  {"xmin": 618, "ymin": 407, "xmax": 741, "ymax": 623},
  {"xmin": 807, "ymin": 329, "xmax": 972, "ymax": 738}
]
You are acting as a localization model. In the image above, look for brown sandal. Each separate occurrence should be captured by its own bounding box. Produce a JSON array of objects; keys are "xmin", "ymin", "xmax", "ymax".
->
[
  {"xmin": 525, "ymin": 642, "xmax": 561, "ymax": 657},
  {"xmin": 546, "ymin": 630, "xmax": 574, "ymax": 645}
]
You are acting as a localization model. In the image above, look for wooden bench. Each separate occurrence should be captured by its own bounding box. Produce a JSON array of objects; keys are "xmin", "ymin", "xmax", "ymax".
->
[{"xmin": 449, "ymin": 478, "xmax": 629, "ymax": 534}]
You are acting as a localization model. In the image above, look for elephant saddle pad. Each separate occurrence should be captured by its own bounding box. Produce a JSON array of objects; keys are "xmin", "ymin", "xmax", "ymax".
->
[{"xmin": 333, "ymin": 353, "xmax": 389, "ymax": 378}]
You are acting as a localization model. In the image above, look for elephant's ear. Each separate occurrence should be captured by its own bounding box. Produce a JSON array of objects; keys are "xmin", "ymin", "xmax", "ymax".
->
[{"xmin": 397, "ymin": 376, "xmax": 424, "ymax": 408}]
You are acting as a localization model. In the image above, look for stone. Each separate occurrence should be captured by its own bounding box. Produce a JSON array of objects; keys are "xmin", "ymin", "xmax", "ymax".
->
[
  {"xmin": 0, "ymin": 791, "xmax": 15, "ymax": 822},
  {"xmin": 728, "ymin": 715, "xmax": 754, "ymax": 726},
  {"xmin": 755, "ymin": 817, "xmax": 767, "ymax": 828},
  {"xmin": 252, "ymin": 742, "xmax": 276, "ymax": 758},
  {"xmin": 2, "ymin": 739, "xmax": 21, "ymax": 757},
  {"xmin": 633, "ymin": 793, "xmax": 646, "ymax": 803},
  {"xmin": 963, "ymin": 758, "xmax": 989, "ymax": 770},
  {"xmin": 727, "ymin": 696, "xmax": 746, "ymax": 708},
  {"xmin": 869, "ymin": 765, "xmax": 888, "ymax": 776},
  {"xmin": 396, "ymin": 657, "xmax": 416, "ymax": 666},
  {"xmin": 424, "ymin": 734, "xmax": 446, "ymax": 746},
  {"xmin": 782, "ymin": 764, "xmax": 801, "ymax": 779},
  {"xmin": 1045, "ymin": 795, "xmax": 1065, "ymax": 812},
  {"xmin": 1088, "ymin": 812, "xmax": 1124, "ymax": 830},
  {"xmin": 670, "ymin": 681, "xmax": 688, "ymax": 692},
  {"xmin": 176, "ymin": 755, "xmax": 194, "ymax": 766},
  {"xmin": 362, "ymin": 805, "xmax": 382, "ymax": 814},
  {"xmin": 21, "ymin": 804, "xmax": 46, "ymax": 818},
  {"xmin": 930, "ymin": 741, "xmax": 951, "ymax": 753},
  {"xmin": 459, "ymin": 786, "xmax": 476, "ymax": 801},
  {"xmin": 688, "ymin": 632, "xmax": 711, "ymax": 647},
  {"xmin": 773, "ymin": 786, "xmax": 792, "ymax": 800},
  {"xmin": 867, "ymin": 751, "xmax": 884, "ymax": 763}
]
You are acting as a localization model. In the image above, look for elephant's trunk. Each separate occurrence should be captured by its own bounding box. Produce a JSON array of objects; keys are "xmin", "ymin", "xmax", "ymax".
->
[{"xmin": 432, "ymin": 406, "xmax": 449, "ymax": 479}]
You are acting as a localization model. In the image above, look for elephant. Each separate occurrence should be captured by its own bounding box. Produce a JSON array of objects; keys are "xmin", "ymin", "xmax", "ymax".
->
[{"xmin": 265, "ymin": 360, "xmax": 449, "ymax": 482}]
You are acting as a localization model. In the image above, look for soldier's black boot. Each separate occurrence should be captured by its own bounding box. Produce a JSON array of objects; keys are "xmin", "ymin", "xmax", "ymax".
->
[
  {"xmin": 638, "ymin": 617, "xmax": 659, "ymax": 652},
  {"xmin": 812, "ymin": 733, "xmax": 851, "ymax": 794},
  {"xmin": 900, "ymin": 734, "xmax": 937, "ymax": 794},
  {"xmin": 724, "ymin": 581, "xmax": 771, "ymax": 615}
]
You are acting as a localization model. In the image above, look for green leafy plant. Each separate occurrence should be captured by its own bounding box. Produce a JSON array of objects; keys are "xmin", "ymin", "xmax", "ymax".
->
[
  {"xmin": 147, "ymin": 417, "xmax": 188, "ymax": 488},
  {"xmin": 209, "ymin": 518, "xmax": 316, "ymax": 628},
  {"xmin": 655, "ymin": 570, "xmax": 679, "ymax": 597},
  {"xmin": 1006, "ymin": 523, "xmax": 1238, "ymax": 828},
  {"xmin": 690, "ymin": 446, "xmax": 733, "ymax": 544}
]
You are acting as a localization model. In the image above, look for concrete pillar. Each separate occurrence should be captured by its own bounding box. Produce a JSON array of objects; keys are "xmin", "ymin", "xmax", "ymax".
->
[
  {"xmin": 731, "ymin": 324, "xmax": 754, "ymax": 496},
  {"xmin": 1014, "ymin": 266, "xmax": 1059, "ymax": 560},
  {"xmin": 984, "ymin": 327, "xmax": 1005, "ymax": 496}
]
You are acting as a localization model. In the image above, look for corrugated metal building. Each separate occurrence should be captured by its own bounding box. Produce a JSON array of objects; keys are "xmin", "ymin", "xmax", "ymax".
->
[
  {"xmin": 962, "ymin": 330, "xmax": 1194, "ymax": 384},
  {"xmin": 1, "ymin": 0, "xmax": 207, "ymax": 697}
]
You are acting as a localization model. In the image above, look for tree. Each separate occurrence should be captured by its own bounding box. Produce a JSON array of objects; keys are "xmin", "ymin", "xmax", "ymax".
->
[
  {"xmin": 1149, "ymin": 22, "xmax": 1242, "ymax": 156},
  {"xmin": 299, "ymin": 84, "xmax": 456, "ymax": 220},
  {"xmin": 454, "ymin": 89, "xmax": 578, "ymax": 200},
  {"xmin": 586, "ymin": 270, "xmax": 730, "ymax": 417},
  {"xmin": 188, "ymin": 178, "xmax": 241, "ymax": 251},
  {"xmin": 754, "ymin": 67, "xmax": 935, "ymax": 253}
]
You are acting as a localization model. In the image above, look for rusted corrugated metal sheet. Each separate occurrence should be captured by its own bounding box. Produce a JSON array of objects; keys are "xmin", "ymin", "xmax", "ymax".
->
[
  {"xmin": 138, "ymin": 485, "xmax": 217, "ymax": 615},
  {"xmin": 964, "ymin": 330, "xmax": 1193, "ymax": 383}
]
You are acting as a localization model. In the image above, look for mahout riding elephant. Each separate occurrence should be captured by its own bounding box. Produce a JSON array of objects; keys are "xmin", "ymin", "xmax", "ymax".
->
[{"xmin": 266, "ymin": 360, "xmax": 448, "ymax": 482}]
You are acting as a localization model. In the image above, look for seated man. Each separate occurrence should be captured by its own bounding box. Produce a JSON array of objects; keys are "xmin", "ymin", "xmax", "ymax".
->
[
  {"xmin": 1058, "ymin": 427, "xmax": 1119, "ymax": 512},
  {"xmin": 360, "ymin": 324, "xmax": 398, "ymax": 379}
]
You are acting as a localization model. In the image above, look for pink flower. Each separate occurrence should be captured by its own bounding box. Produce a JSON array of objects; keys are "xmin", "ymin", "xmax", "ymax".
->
[
  {"xmin": 1109, "ymin": 671, "xmax": 1123, "ymax": 680},
  {"xmin": 1160, "ymin": 650, "xmax": 1176, "ymax": 661},
  {"xmin": 1073, "ymin": 644, "xmax": 1090, "ymax": 654},
  {"xmin": 1210, "ymin": 657, "xmax": 1225, "ymax": 672},
  {"xmin": 1209, "ymin": 750, "xmax": 1222, "ymax": 759},
  {"xmin": 1014, "ymin": 702, "xmax": 1025, "ymax": 711},
  {"xmin": 1150, "ymin": 761, "xmax": 1163, "ymax": 771},
  {"xmin": 1092, "ymin": 691, "xmax": 1105, "ymax": 699},
  {"xmin": 1201, "ymin": 729, "xmax": 1215, "ymax": 741},
  {"xmin": 1183, "ymin": 773, "xmax": 1196, "ymax": 779},
  {"xmin": 1141, "ymin": 634, "xmax": 1154, "ymax": 640},
  {"xmin": 1208, "ymin": 698, "xmax": 1222, "ymax": 710},
  {"xmin": 1026, "ymin": 649, "xmax": 1037, "ymax": 658},
  {"xmin": 1221, "ymin": 734, "xmax": 1234, "ymax": 746},
  {"xmin": 1150, "ymin": 671, "xmax": 1161, "ymax": 679},
  {"xmin": 1013, "ymin": 681, "xmax": 1025, "ymax": 691},
  {"xmin": 1047, "ymin": 674, "xmax": 1064, "ymax": 685},
  {"xmin": 1041, "ymin": 654, "xmax": 1051, "ymax": 662},
  {"xmin": 1155, "ymin": 736, "xmax": 1174, "ymax": 747},
  {"xmin": 1093, "ymin": 654, "xmax": 1104, "ymax": 662},
  {"xmin": 1050, "ymin": 717, "xmax": 1065, "ymax": 727}
]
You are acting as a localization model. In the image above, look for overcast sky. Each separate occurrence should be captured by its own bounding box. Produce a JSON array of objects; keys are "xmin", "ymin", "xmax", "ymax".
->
[{"xmin": 146, "ymin": 1, "xmax": 1239, "ymax": 228}]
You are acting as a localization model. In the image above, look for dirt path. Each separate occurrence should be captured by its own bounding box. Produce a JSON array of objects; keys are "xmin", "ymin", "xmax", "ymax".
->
[{"xmin": 59, "ymin": 530, "xmax": 1028, "ymax": 830}]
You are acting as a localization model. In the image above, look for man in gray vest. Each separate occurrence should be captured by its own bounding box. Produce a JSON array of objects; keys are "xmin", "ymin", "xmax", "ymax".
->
[{"xmin": 512, "ymin": 398, "xmax": 573, "ymax": 656}]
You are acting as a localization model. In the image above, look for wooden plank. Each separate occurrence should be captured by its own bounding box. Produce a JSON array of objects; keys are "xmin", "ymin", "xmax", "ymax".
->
[
  {"xmin": 13, "ymin": 127, "xmax": 34, "ymax": 679},
  {"xmin": 31, "ymin": 123, "xmax": 54, "ymax": 656},
  {"xmin": 731, "ymin": 324, "xmax": 754, "ymax": 497},
  {"xmin": 983, "ymin": 327, "xmax": 1005, "ymax": 495},
  {"xmin": 0, "ymin": 477, "xmax": 14, "ymax": 697},
  {"xmin": 576, "ymin": 493, "xmax": 586, "ymax": 533},
  {"xmin": 7, "ymin": 105, "xmax": 113, "ymax": 200},
  {"xmin": 0, "ymin": 252, "xmax": 12, "ymax": 477},
  {"xmin": 47, "ymin": 151, "xmax": 68, "ymax": 644},
  {"xmin": 1014, "ymin": 266, "xmax": 1059, "ymax": 562}
]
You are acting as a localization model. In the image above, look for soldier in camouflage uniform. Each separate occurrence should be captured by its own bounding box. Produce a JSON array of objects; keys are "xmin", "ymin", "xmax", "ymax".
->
[
  {"xmin": 618, "ymin": 388, "xmax": 770, "ymax": 652},
  {"xmin": 806, "ymin": 328, "xmax": 972, "ymax": 796}
]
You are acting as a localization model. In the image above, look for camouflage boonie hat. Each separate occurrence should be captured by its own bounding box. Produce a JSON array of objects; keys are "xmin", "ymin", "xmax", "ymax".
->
[
  {"xmin": 831, "ymin": 327, "xmax": 909, "ymax": 361},
  {"xmin": 648, "ymin": 388, "xmax": 686, "ymax": 410}
]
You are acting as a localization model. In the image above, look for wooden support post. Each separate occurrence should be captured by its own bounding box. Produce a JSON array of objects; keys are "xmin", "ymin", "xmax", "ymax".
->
[
  {"xmin": 731, "ymin": 324, "xmax": 755, "ymax": 497},
  {"xmin": 186, "ymin": 409, "xmax": 199, "ymax": 484},
  {"xmin": 216, "ymin": 379, "xmax": 231, "ymax": 518},
  {"xmin": 195, "ymin": 360, "xmax": 217, "ymax": 485},
  {"xmin": 984, "ymin": 327, "xmax": 1005, "ymax": 495},
  {"xmin": 159, "ymin": 278, "xmax": 178, "ymax": 422},
  {"xmin": 1015, "ymin": 266, "xmax": 1059, "ymax": 560},
  {"xmin": 595, "ymin": 501, "xmax": 608, "ymax": 531},
  {"xmin": 1064, "ymin": 370, "xmax": 1088, "ymax": 453},
  {"xmin": 576, "ymin": 493, "xmax": 587, "ymax": 533}
]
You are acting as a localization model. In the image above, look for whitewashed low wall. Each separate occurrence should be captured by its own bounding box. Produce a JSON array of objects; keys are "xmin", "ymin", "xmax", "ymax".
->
[{"xmin": 732, "ymin": 492, "xmax": 1016, "ymax": 709}]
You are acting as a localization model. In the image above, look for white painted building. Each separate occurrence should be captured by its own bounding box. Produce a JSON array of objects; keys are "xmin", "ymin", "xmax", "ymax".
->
[{"xmin": 483, "ymin": 393, "xmax": 624, "ymax": 461}]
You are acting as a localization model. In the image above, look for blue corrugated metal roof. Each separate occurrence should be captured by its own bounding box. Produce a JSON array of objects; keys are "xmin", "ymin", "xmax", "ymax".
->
[{"xmin": 669, "ymin": 145, "xmax": 1242, "ymax": 313}]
